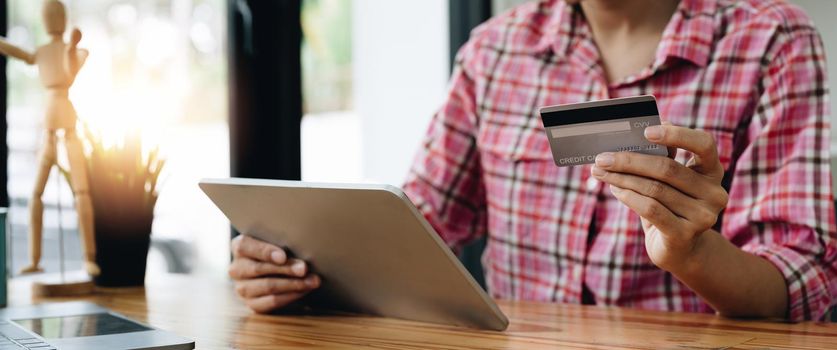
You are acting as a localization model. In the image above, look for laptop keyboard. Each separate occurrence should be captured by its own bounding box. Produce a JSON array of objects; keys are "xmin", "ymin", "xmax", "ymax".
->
[
  {"xmin": 0, "ymin": 322, "xmax": 54, "ymax": 350},
  {"xmin": 0, "ymin": 336, "xmax": 55, "ymax": 350}
]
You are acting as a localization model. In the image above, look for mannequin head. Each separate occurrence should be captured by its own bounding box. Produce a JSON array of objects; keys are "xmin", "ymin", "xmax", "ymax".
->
[{"xmin": 43, "ymin": 0, "xmax": 67, "ymax": 35}]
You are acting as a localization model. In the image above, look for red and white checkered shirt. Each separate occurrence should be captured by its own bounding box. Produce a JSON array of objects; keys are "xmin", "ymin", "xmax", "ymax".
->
[{"xmin": 404, "ymin": 0, "xmax": 836, "ymax": 321}]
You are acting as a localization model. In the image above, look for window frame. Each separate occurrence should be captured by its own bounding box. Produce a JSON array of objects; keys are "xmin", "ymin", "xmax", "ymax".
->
[
  {"xmin": 227, "ymin": 0, "xmax": 303, "ymax": 239},
  {"xmin": 448, "ymin": 0, "xmax": 492, "ymax": 289},
  {"xmin": 0, "ymin": 0, "xmax": 8, "ymax": 208}
]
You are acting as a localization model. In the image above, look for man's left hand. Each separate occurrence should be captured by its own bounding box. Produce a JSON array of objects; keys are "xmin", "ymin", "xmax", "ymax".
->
[{"xmin": 590, "ymin": 124, "xmax": 729, "ymax": 273}]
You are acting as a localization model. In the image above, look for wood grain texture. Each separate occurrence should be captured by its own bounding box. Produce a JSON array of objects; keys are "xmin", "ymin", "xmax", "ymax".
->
[{"xmin": 9, "ymin": 275, "xmax": 837, "ymax": 349}]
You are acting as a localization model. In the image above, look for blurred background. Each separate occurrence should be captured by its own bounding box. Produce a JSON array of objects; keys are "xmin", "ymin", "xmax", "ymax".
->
[{"xmin": 2, "ymin": 0, "xmax": 835, "ymax": 281}]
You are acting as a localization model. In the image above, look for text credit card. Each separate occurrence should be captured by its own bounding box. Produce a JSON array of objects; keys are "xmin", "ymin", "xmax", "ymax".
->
[{"xmin": 538, "ymin": 95, "xmax": 669, "ymax": 167}]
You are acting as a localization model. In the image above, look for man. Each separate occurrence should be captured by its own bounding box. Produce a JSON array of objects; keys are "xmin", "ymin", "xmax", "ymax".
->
[{"xmin": 229, "ymin": 0, "xmax": 836, "ymax": 321}]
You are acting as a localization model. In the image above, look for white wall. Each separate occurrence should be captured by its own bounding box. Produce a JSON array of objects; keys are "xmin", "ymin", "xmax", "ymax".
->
[
  {"xmin": 794, "ymin": 0, "xmax": 837, "ymax": 143},
  {"xmin": 789, "ymin": 1, "xmax": 837, "ymax": 191},
  {"xmin": 352, "ymin": 0, "xmax": 450, "ymax": 186}
]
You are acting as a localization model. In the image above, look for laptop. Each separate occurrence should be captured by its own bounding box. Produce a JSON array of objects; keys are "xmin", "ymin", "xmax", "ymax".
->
[
  {"xmin": 0, "ymin": 302, "xmax": 194, "ymax": 350},
  {"xmin": 200, "ymin": 178, "xmax": 509, "ymax": 331}
]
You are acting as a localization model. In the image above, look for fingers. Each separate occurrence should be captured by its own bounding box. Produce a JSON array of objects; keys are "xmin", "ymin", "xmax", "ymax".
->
[
  {"xmin": 229, "ymin": 257, "xmax": 308, "ymax": 280},
  {"xmin": 235, "ymin": 275, "xmax": 321, "ymax": 299},
  {"xmin": 644, "ymin": 125, "xmax": 723, "ymax": 178},
  {"xmin": 232, "ymin": 235, "xmax": 287, "ymax": 264},
  {"xmin": 595, "ymin": 151, "xmax": 707, "ymax": 198},
  {"xmin": 593, "ymin": 168, "xmax": 691, "ymax": 217},
  {"xmin": 592, "ymin": 168, "xmax": 721, "ymax": 229},
  {"xmin": 230, "ymin": 235, "xmax": 321, "ymax": 314},
  {"xmin": 245, "ymin": 292, "xmax": 309, "ymax": 314},
  {"xmin": 608, "ymin": 185, "xmax": 687, "ymax": 240}
]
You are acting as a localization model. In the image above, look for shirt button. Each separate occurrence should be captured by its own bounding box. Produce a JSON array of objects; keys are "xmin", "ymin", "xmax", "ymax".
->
[{"xmin": 586, "ymin": 176, "xmax": 599, "ymax": 189}]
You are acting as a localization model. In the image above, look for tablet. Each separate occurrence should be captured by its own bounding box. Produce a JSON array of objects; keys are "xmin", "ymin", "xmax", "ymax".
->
[{"xmin": 199, "ymin": 178, "xmax": 508, "ymax": 331}]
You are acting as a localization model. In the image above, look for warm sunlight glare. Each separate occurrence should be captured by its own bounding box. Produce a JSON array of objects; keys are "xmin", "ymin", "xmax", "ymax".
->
[{"xmin": 70, "ymin": 14, "xmax": 187, "ymax": 153}]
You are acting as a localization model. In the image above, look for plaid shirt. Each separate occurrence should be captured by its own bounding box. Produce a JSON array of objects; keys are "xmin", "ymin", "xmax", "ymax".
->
[{"xmin": 404, "ymin": 0, "xmax": 836, "ymax": 321}]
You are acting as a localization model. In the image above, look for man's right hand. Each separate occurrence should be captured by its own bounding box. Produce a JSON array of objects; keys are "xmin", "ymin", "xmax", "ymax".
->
[{"xmin": 229, "ymin": 235, "xmax": 321, "ymax": 313}]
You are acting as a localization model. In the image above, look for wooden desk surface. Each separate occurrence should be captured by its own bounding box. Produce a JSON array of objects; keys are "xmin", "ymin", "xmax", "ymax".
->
[{"xmin": 9, "ymin": 274, "xmax": 837, "ymax": 349}]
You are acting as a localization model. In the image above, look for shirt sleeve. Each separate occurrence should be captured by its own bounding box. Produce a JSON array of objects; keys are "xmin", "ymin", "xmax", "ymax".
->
[
  {"xmin": 722, "ymin": 29, "xmax": 837, "ymax": 321},
  {"xmin": 402, "ymin": 40, "xmax": 487, "ymax": 250}
]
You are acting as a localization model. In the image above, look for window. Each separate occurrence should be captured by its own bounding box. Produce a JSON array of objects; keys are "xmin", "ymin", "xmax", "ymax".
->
[
  {"xmin": 300, "ymin": 0, "xmax": 361, "ymax": 183},
  {"xmin": 302, "ymin": 0, "xmax": 352, "ymax": 115},
  {"xmin": 5, "ymin": 0, "xmax": 455, "ymax": 278},
  {"xmin": 6, "ymin": 0, "xmax": 229, "ymax": 276},
  {"xmin": 300, "ymin": 0, "xmax": 448, "ymax": 186}
]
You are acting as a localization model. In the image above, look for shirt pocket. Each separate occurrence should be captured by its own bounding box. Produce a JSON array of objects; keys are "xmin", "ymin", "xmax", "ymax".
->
[
  {"xmin": 477, "ymin": 119, "xmax": 554, "ymax": 162},
  {"xmin": 477, "ymin": 123, "xmax": 586, "ymax": 252},
  {"xmin": 477, "ymin": 123, "xmax": 565, "ymax": 206}
]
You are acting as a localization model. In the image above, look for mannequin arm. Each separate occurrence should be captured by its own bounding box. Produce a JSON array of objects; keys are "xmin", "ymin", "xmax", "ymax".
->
[
  {"xmin": 65, "ymin": 29, "xmax": 87, "ymax": 78},
  {"xmin": 65, "ymin": 48, "xmax": 88, "ymax": 77},
  {"xmin": 0, "ymin": 38, "xmax": 35, "ymax": 64}
]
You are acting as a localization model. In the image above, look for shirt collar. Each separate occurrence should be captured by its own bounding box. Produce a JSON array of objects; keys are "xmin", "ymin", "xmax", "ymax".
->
[
  {"xmin": 654, "ymin": 0, "xmax": 717, "ymax": 69},
  {"xmin": 535, "ymin": 0, "xmax": 580, "ymax": 61},
  {"xmin": 539, "ymin": 0, "xmax": 716, "ymax": 69}
]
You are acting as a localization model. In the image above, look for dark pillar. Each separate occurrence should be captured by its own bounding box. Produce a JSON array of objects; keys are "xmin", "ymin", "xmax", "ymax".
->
[
  {"xmin": 228, "ymin": 0, "xmax": 302, "ymax": 181},
  {"xmin": 449, "ymin": 0, "xmax": 492, "ymax": 289},
  {"xmin": 0, "ymin": 0, "xmax": 8, "ymax": 208},
  {"xmin": 448, "ymin": 0, "xmax": 491, "ymax": 73},
  {"xmin": 228, "ymin": 0, "xmax": 302, "ymax": 240}
]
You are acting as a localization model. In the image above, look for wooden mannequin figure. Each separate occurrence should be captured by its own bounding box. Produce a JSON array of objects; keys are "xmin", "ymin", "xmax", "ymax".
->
[{"xmin": 0, "ymin": 0, "xmax": 99, "ymax": 277}]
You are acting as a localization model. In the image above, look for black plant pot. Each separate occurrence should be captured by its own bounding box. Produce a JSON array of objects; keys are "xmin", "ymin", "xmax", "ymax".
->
[{"xmin": 93, "ymin": 231, "xmax": 151, "ymax": 287}]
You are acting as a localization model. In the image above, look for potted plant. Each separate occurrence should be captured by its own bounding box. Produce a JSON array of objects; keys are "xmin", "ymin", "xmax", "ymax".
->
[{"xmin": 63, "ymin": 125, "xmax": 165, "ymax": 287}]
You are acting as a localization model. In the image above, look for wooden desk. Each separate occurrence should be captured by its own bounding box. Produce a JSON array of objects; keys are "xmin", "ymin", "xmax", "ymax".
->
[{"xmin": 9, "ymin": 275, "xmax": 837, "ymax": 349}]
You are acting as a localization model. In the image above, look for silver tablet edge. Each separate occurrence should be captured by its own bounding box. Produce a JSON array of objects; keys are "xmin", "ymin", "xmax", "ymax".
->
[{"xmin": 199, "ymin": 178, "xmax": 509, "ymax": 330}]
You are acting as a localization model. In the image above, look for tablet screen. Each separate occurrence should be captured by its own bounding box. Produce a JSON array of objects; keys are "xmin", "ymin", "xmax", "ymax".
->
[{"xmin": 13, "ymin": 313, "xmax": 151, "ymax": 339}]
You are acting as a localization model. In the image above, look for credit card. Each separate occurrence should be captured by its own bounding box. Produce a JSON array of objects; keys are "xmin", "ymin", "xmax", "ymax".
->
[{"xmin": 538, "ymin": 95, "xmax": 669, "ymax": 167}]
